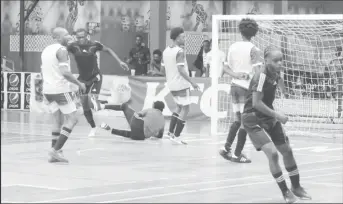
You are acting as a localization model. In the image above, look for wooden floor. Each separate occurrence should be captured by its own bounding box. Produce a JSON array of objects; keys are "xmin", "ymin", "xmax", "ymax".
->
[{"xmin": 1, "ymin": 110, "xmax": 342, "ymax": 203}]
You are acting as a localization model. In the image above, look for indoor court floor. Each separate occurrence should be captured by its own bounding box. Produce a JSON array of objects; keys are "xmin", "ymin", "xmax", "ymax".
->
[{"xmin": 1, "ymin": 110, "xmax": 342, "ymax": 203}]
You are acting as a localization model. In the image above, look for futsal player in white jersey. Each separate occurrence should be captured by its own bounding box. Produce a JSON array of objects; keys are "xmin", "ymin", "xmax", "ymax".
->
[
  {"xmin": 163, "ymin": 27, "xmax": 200, "ymax": 144},
  {"xmin": 41, "ymin": 27, "xmax": 86, "ymax": 163},
  {"xmin": 219, "ymin": 18, "xmax": 263, "ymax": 163}
]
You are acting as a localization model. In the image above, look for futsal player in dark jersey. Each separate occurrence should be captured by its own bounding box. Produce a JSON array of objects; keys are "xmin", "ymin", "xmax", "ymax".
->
[
  {"xmin": 242, "ymin": 46, "xmax": 311, "ymax": 203},
  {"xmin": 92, "ymin": 100, "xmax": 165, "ymax": 140},
  {"xmin": 67, "ymin": 28, "xmax": 129, "ymax": 136}
]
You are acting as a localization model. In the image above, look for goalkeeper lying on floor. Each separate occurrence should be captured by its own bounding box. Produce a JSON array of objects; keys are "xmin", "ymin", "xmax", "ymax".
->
[{"xmin": 92, "ymin": 99, "xmax": 165, "ymax": 140}]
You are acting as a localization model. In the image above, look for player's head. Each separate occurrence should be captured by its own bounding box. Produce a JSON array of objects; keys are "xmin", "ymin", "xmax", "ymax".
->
[
  {"xmin": 336, "ymin": 46, "xmax": 342, "ymax": 57},
  {"xmin": 264, "ymin": 46, "xmax": 283, "ymax": 74},
  {"xmin": 153, "ymin": 101, "xmax": 165, "ymax": 112},
  {"xmin": 203, "ymin": 40, "xmax": 211, "ymax": 52},
  {"xmin": 238, "ymin": 18, "xmax": 259, "ymax": 41},
  {"xmin": 136, "ymin": 35, "xmax": 143, "ymax": 46},
  {"xmin": 153, "ymin": 49, "xmax": 162, "ymax": 63},
  {"xmin": 75, "ymin": 28, "xmax": 89, "ymax": 44},
  {"xmin": 52, "ymin": 27, "xmax": 71, "ymax": 46},
  {"xmin": 170, "ymin": 27, "xmax": 185, "ymax": 46}
]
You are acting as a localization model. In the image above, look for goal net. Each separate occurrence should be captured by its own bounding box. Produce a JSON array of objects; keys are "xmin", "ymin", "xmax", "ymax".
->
[{"xmin": 211, "ymin": 15, "xmax": 343, "ymax": 139}]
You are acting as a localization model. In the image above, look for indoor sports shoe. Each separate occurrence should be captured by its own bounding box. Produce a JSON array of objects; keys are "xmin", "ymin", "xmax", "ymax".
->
[
  {"xmin": 100, "ymin": 122, "xmax": 111, "ymax": 131},
  {"xmin": 165, "ymin": 132, "xmax": 174, "ymax": 139},
  {"xmin": 291, "ymin": 186, "xmax": 311, "ymax": 200},
  {"xmin": 283, "ymin": 189, "xmax": 298, "ymax": 203},
  {"xmin": 219, "ymin": 149, "xmax": 232, "ymax": 161},
  {"xmin": 169, "ymin": 134, "xmax": 187, "ymax": 145},
  {"xmin": 231, "ymin": 153, "xmax": 252, "ymax": 163},
  {"xmin": 48, "ymin": 149, "xmax": 68, "ymax": 163},
  {"xmin": 48, "ymin": 150, "xmax": 67, "ymax": 163},
  {"xmin": 88, "ymin": 127, "xmax": 97, "ymax": 137}
]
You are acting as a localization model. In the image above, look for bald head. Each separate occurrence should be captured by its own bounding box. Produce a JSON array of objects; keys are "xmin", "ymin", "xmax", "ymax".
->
[{"xmin": 52, "ymin": 27, "xmax": 70, "ymax": 45}]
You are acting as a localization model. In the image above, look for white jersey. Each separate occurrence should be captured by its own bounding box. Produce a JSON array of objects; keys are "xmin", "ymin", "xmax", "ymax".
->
[
  {"xmin": 227, "ymin": 41, "xmax": 255, "ymax": 89},
  {"xmin": 41, "ymin": 43, "xmax": 71, "ymax": 94},
  {"xmin": 203, "ymin": 50, "xmax": 212, "ymax": 68},
  {"xmin": 163, "ymin": 46, "xmax": 191, "ymax": 91}
]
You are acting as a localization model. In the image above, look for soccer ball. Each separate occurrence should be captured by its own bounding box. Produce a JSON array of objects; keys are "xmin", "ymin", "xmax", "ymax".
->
[{"xmin": 108, "ymin": 82, "xmax": 131, "ymax": 105}]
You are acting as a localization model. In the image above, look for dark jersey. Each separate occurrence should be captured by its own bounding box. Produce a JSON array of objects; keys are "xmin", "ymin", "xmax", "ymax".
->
[
  {"xmin": 244, "ymin": 67, "xmax": 280, "ymax": 118},
  {"xmin": 67, "ymin": 41, "xmax": 104, "ymax": 81}
]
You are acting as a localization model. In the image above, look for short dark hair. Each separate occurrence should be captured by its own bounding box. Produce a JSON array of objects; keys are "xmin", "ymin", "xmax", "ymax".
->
[
  {"xmin": 264, "ymin": 46, "xmax": 278, "ymax": 59},
  {"xmin": 153, "ymin": 101, "xmax": 165, "ymax": 112},
  {"xmin": 238, "ymin": 18, "xmax": 259, "ymax": 40},
  {"xmin": 153, "ymin": 49, "xmax": 162, "ymax": 56},
  {"xmin": 203, "ymin": 40, "xmax": 210, "ymax": 44},
  {"xmin": 170, "ymin": 27, "xmax": 184, "ymax": 40}
]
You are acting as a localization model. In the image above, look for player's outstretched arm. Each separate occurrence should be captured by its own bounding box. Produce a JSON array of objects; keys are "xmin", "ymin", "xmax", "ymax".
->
[
  {"xmin": 176, "ymin": 49, "xmax": 199, "ymax": 90},
  {"xmin": 251, "ymin": 73, "xmax": 288, "ymax": 124},
  {"xmin": 99, "ymin": 43, "xmax": 129, "ymax": 70},
  {"xmin": 56, "ymin": 47, "xmax": 86, "ymax": 92}
]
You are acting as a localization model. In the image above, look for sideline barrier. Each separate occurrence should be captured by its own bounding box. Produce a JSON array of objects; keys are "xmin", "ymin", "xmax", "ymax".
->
[{"xmin": 1, "ymin": 72, "xmax": 340, "ymax": 120}]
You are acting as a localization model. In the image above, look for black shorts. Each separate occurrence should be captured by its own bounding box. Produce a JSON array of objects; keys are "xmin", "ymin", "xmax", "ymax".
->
[
  {"xmin": 129, "ymin": 113, "xmax": 145, "ymax": 140},
  {"xmin": 242, "ymin": 112, "xmax": 289, "ymax": 151},
  {"xmin": 78, "ymin": 74, "xmax": 103, "ymax": 94}
]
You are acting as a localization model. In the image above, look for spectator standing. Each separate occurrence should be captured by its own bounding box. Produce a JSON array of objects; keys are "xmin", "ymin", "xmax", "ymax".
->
[
  {"xmin": 127, "ymin": 35, "xmax": 151, "ymax": 76},
  {"xmin": 148, "ymin": 49, "xmax": 165, "ymax": 76},
  {"xmin": 193, "ymin": 40, "xmax": 211, "ymax": 77}
]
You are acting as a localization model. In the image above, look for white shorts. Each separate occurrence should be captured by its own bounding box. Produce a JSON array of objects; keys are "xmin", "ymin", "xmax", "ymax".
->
[
  {"xmin": 44, "ymin": 92, "xmax": 77, "ymax": 114},
  {"xmin": 170, "ymin": 88, "xmax": 191, "ymax": 106}
]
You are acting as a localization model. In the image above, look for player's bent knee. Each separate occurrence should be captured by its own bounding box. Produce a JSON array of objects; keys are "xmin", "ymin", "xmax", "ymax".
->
[
  {"xmin": 261, "ymin": 142, "xmax": 279, "ymax": 162},
  {"xmin": 276, "ymin": 143, "xmax": 293, "ymax": 157},
  {"xmin": 66, "ymin": 113, "xmax": 78, "ymax": 127},
  {"xmin": 270, "ymin": 150, "xmax": 279, "ymax": 163}
]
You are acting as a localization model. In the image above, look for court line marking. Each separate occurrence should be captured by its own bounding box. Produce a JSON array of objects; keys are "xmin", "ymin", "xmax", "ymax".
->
[
  {"xmin": 293, "ymin": 146, "xmax": 343, "ymax": 152},
  {"xmin": 76, "ymin": 148, "xmax": 105, "ymax": 155},
  {"xmin": 304, "ymin": 181, "xmax": 343, "ymax": 188},
  {"xmin": 294, "ymin": 153, "xmax": 342, "ymax": 158},
  {"xmin": 3, "ymin": 121, "xmax": 342, "ymax": 143},
  {"xmin": 92, "ymin": 173, "xmax": 343, "ymax": 203},
  {"xmin": 1, "ymin": 121, "xmax": 205, "ymax": 137},
  {"xmin": 1, "ymin": 184, "xmax": 66, "ymax": 190},
  {"xmin": 2, "ymin": 130, "xmax": 342, "ymax": 150},
  {"xmin": 27, "ymin": 168, "xmax": 342, "ymax": 203}
]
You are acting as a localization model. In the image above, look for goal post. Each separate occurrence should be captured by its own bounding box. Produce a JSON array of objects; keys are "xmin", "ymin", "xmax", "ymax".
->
[{"xmin": 211, "ymin": 14, "xmax": 343, "ymax": 138}]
